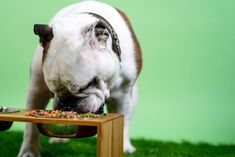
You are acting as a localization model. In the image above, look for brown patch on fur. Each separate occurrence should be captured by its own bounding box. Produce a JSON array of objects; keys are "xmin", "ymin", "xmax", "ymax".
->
[{"xmin": 116, "ymin": 9, "xmax": 142, "ymax": 76}]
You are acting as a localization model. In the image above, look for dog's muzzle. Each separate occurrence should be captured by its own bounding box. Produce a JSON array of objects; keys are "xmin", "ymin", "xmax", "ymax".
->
[{"xmin": 53, "ymin": 95, "xmax": 104, "ymax": 114}]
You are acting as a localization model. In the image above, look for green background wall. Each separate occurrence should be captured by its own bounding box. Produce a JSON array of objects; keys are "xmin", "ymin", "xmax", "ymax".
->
[{"xmin": 0, "ymin": 0, "xmax": 235, "ymax": 144}]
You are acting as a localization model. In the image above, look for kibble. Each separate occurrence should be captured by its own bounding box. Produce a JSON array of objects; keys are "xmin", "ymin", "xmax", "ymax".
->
[{"xmin": 25, "ymin": 110, "xmax": 106, "ymax": 119}]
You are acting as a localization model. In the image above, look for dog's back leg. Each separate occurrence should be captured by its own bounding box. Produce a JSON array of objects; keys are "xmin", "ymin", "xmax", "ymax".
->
[{"xmin": 18, "ymin": 45, "xmax": 52, "ymax": 157}]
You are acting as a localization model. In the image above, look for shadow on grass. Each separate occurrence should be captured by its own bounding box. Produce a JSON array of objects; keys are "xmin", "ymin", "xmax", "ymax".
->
[{"xmin": 0, "ymin": 131, "xmax": 235, "ymax": 157}]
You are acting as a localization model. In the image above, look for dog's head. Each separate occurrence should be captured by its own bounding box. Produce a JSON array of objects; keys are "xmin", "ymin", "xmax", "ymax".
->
[{"xmin": 34, "ymin": 14, "xmax": 120, "ymax": 113}]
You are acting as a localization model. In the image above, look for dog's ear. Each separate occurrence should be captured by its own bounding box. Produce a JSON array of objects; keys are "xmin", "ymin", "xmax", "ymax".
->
[{"xmin": 34, "ymin": 24, "xmax": 53, "ymax": 46}]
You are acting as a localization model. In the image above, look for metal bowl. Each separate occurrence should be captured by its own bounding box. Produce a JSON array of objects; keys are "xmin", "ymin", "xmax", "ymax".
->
[
  {"xmin": 0, "ymin": 121, "xmax": 13, "ymax": 131},
  {"xmin": 37, "ymin": 123, "xmax": 97, "ymax": 138},
  {"xmin": 0, "ymin": 106, "xmax": 19, "ymax": 131}
]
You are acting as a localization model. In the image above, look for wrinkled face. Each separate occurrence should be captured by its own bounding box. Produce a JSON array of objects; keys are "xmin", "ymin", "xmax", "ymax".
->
[{"xmin": 34, "ymin": 14, "xmax": 120, "ymax": 113}]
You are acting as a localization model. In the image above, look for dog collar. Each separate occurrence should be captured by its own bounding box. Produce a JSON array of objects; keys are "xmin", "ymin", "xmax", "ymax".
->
[{"xmin": 84, "ymin": 12, "xmax": 121, "ymax": 62}]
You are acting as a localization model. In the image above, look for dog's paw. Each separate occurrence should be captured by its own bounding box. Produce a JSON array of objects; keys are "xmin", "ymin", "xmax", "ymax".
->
[
  {"xmin": 48, "ymin": 137, "xmax": 70, "ymax": 144},
  {"xmin": 17, "ymin": 147, "xmax": 40, "ymax": 157},
  {"xmin": 124, "ymin": 143, "xmax": 136, "ymax": 154}
]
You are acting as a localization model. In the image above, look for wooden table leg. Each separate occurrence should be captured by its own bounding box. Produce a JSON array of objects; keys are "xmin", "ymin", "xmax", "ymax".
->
[{"xmin": 97, "ymin": 116, "xmax": 124, "ymax": 157}]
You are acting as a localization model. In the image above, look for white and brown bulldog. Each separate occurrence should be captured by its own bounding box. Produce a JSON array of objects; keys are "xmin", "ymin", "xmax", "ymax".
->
[{"xmin": 18, "ymin": 1, "xmax": 142, "ymax": 156}]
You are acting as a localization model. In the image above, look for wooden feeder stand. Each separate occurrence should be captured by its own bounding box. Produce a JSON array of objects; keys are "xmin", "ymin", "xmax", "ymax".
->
[{"xmin": 0, "ymin": 108, "xmax": 124, "ymax": 157}]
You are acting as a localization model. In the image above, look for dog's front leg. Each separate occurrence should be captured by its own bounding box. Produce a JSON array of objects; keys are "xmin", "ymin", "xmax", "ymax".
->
[
  {"xmin": 107, "ymin": 82, "xmax": 138, "ymax": 153},
  {"xmin": 18, "ymin": 82, "xmax": 51, "ymax": 157},
  {"xmin": 18, "ymin": 52, "xmax": 52, "ymax": 157},
  {"xmin": 18, "ymin": 83, "xmax": 51, "ymax": 157}
]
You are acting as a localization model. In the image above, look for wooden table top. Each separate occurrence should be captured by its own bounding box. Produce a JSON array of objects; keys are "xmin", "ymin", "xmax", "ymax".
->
[{"xmin": 0, "ymin": 109, "xmax": 123, "ymax": 126}]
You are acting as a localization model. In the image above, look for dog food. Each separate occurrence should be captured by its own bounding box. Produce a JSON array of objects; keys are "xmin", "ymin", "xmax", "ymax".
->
[{"xmin": 25, "ymin": 110, "xmax": 106, "ymax": 119}]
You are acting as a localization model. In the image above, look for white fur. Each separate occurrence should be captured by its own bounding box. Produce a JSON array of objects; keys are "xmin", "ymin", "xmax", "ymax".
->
[
  {"xmin": 18, "ymin": 1, "xmax": 139, "ymax": 156},
  {"xmin": 50, "ymin": 0, "xmax": 137, "ymax": 80},
  {"xmin": 44, "ymin": 14, "xmax": 119, "ymax": 95}
]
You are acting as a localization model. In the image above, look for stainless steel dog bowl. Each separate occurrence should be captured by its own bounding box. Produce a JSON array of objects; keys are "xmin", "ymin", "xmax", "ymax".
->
[
  {"xmin": 0, "ymin": 121, "xmax": 13, "ymax": 131},
  {"xmin": 37, "ymin": 123, "xmax": 97, "ymax": 138},
  {"xmin": 0, "ymin": 106, "xmax": 19, "ymax": 131}
]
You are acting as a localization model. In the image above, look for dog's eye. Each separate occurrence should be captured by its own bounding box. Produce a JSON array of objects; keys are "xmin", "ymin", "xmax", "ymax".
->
[{"xmin": 83, "ymin": 26, "xmax": 92, "ymax": 34}]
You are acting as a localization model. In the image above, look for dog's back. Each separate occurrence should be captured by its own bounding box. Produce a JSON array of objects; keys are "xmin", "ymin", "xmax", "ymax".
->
[{"xmin": 51, "ymin": 1, "xmax": 142, "ymax": 83}]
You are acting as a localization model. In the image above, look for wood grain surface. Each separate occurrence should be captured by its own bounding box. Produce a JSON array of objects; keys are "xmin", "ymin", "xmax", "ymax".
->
[{"xmin": 0, "ymin": 109, "xmax": 123, "ymax": 126}]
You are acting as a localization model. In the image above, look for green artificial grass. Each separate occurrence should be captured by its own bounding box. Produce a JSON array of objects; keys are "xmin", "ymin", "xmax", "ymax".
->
[{"xmin": 0, "ymin": 131, "xmax": 235, "ymax": 157}]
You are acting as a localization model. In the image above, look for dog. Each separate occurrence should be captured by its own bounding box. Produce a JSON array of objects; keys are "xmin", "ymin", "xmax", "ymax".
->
[{"xmin": 18, "ymin": 1, "xmax": 142, "ymax": 156}]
